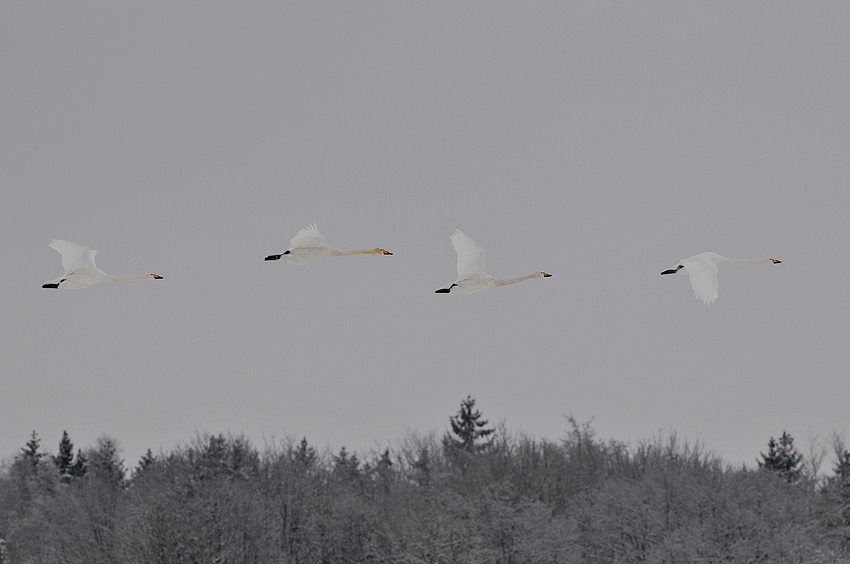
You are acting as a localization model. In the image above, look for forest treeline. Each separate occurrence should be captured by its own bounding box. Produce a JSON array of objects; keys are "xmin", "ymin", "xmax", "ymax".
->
[{"xmin": 2, "ymin": 397, "xmax": 850, "ymax": 563}]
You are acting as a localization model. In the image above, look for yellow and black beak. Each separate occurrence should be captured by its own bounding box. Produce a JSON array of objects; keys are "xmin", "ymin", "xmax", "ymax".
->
[
  {"xmin": 382, "ymin": 249, "xmax": 393, "ymax": 255},
  {"xmin": 543, "ymin": 272, "xmax": 552, "ymax": 277},
  {"xmin": 771, "ymin": 259, "xmax": 781, "ymax": 264},
  {"xmin": 152, "ymin": 274, "xmax": 164, "ymax": 279}
]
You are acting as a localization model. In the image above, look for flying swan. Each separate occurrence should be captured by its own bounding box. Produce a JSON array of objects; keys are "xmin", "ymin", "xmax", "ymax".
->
[
  {"xmin": 661, "ymin": 252, "xmax": 781, "ymax": 305},
  {"xmin": 264, "ymin": 223, "xmax": 392, "ymax": 265},
  {"xmin": 435, "ymin": 230, "xmax": 551, "ymax": 294},
  {"xmin": 42, "ymin": 240, "xmax": 163, "ymax": 289}
]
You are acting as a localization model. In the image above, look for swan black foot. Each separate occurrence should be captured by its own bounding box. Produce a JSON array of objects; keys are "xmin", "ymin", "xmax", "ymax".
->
[{"xmin": 660, "ymin": 265, "xmax": 683, "ymax": 275}]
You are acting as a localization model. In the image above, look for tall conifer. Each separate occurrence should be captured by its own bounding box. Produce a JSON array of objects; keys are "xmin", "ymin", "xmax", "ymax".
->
[
  {"xmin": 758, "ymin": 431, "xmax": 803, "ymax": 482},
  {"xmin": 443, "ymin": 395, "xmax": 494, "ymax": 454},
  {"xmin": 53, "ymin": 431, "xmax": 75, "ymax": 477}
]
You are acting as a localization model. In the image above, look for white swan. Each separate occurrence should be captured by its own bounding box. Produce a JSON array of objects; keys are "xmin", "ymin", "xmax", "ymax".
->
[
  {"xmin": 42, "ymin": 240, "xmax": 163, "ymax": 289},
  {"xmin": 435, "ymin": 230, "xmax": 551, "ymax": 294},
  {"xmin": 661, "ymin": 252, "xmax": 781, "ymax": 305},
  {"xmin": 264, "ymin": 223, "xmax": 392, "ymax": 265}
]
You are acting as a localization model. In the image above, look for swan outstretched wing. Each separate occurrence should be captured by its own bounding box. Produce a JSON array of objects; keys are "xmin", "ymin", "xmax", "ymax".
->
[
  {"xmin": 683, "ymin": 256, "xmax": 719, "ymax": 305},
  {"xmin": 50, "ymin": 240, "xmax": 97, "ymax": 274},
  {"xmin": 289, "ymin": 223, "xmax": 326, "ymax": 249},
  {"xmin": 451, "ymin": 230, "xmax": 487, "ymax": 280}
]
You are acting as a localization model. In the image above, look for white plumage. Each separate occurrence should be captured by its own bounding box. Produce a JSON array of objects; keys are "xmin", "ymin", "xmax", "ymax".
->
[
  {"xmin": 43, "ymin": 240, "xmax": 163, "ymax": 290},
  {"xmin": 436, "ymin": 230, "xmax": 551, "ymax": 295},
  {"xmin": 661, "ymin": 252, "xmax": 781, "ymax": 305},
  {"xmin": 265, "ymin": 223, "xmax": 392, "ymax": 265}
]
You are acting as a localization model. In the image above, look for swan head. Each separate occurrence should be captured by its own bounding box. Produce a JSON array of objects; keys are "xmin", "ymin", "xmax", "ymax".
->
[
  {"xmin": 376, "ymin": 248, "xmax": 393, "ymax": 256},
  {"xmin": 770, "ymin": 259, "xmax": 781, "ymax": 264}
]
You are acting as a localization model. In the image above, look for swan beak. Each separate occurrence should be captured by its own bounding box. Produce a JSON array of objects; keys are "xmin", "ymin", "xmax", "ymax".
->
[
  {"xmin": 382, "ymin": 249, "xmax": 393, "ymax": 255},
  {"xmin": 661, "ymin": 265, "xmax": 683, "ymax": 275},
  {"xmin": 152, "ymin": 274, "xmax": 163, "ymax": 279},
  {"xmin": 771, "ymin": 259, "xmax": 781, "ymax": 264},
  {"xmin": 264, "ymin": 254, "xmax": 281, "ymax": 261},
  {"xmin": 542, "ymin": 272, "xmax": 552, "ymax": 277}
]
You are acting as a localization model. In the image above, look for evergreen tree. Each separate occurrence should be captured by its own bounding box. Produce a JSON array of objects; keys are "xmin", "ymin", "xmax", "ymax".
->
[
  {"xmin": 20, "ymin": 430, "xmax": 43, "ymax": 467},
  {"xmin": 833, "ymin": 448, "xmax": 850, "ymax": 525},
  {"xmin": 443, "ymin": 395, "xmax": 494, "ymax": 454},
  {"xmin": 294, "ymin": 437, "xmax": 317, "ymax": 469},
  {"xmin": 758, "ymin": 431, "xmax": 803, "ymax": 482},
  {"xmin": 69, "ymin": 448, "xmax": 87, "ymax": 478},
  {"xmin": 333, "ymin": 446, "xmax": 361, "ymax": 482},
  {"xmin": 53, "ymin": 430, "xmax": 75, "ymax": 477},
  {"xmin": 377, "ymin": 448, "xmax": 392, "ymax": 474},
  {"xmin": 835, "ymin": 449, "xmax": 850, "ymax": 483},
  {"xmin": 412, "ymin": 446, "xmax": 432, "ymax": 487},
  {"xmin": 135, "ymin": 448, "xmax": 157, "ymax": 476},
  {"xmin": 374, "ymin": 448, "xmax": 394, "ymax": 494},
  {"xmin": 88, "ymin": 436, "xmax": 125, "ymax": 486}
]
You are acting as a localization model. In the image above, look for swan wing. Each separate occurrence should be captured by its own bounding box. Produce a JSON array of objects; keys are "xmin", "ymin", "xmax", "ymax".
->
[
  {"xmin": 451, "ymin": 230, "xmax": 487, "ymax": 279},
  {"xmin": 289, "ymin": 223, "xmax": 326, "ymax": 249},
  {"xmin": 49, "ymin": 240, "xmax": 97, "ymax": 275},
  {"xmin": 683, "ymin": 256, "xmax": 719, "ymax": 305}
]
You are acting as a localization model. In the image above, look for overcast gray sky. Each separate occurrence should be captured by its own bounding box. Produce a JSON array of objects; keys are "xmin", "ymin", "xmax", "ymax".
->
[{"xmin": 2, "ymin": 2, "xmax": 848, "ymax": 469}]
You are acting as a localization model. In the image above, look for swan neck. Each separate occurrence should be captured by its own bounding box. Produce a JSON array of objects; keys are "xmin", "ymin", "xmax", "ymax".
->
[
  {"xmin": 105, "ymin": 274, "xmax": 153, "ymax": 282},
  {"xmin": 332, "ymin": 248, "xmax": 375, "ymax": 256},
  {"xmin": 497, "ymin": 273, "xmax": 538, "ymax": 286},
  {"xmin": 717, "ymin": 257, "xmax": 771, "ymax": 266}
]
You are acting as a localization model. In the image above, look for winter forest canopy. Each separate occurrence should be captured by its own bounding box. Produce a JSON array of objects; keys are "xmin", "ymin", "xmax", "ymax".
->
[{"xmin": 2, "ymin": 397, "xmax": 850, "ymax": 563}]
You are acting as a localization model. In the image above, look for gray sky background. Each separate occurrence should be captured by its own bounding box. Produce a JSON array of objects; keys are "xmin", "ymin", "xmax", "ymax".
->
[{"xmin": 2, "ymin": 2, "xmax": 848, "ymax": 470}]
